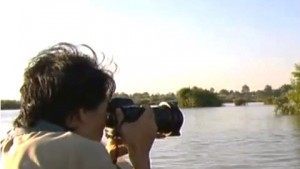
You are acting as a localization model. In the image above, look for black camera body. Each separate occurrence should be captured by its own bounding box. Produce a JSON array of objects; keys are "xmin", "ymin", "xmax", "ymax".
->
[{"xmin": 106, "ymin": 97, "xmax": 184, "ymax": 138}]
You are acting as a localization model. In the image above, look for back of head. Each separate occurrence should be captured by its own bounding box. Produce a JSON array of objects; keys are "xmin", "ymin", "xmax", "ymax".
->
[{"xmin": 14, "ymin": 42, "xmax": 116, "ymax": 129}]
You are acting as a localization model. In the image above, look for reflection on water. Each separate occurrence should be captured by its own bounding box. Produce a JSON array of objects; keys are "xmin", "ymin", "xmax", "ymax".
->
[
  {"xmin": 290, "ymin": 115, "xmax": 300, "ymax": 130},
  {"xmin": 1, "ymin": 103, "xmax": 300, "ymax": 169},
  {"xmin": 150, "ymin": 103, "xmax": 300, "ymax": 169}
]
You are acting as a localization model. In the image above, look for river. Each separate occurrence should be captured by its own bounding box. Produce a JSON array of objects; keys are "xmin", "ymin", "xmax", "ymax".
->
[{"xmin": 1, "ymin": 103, "xmax": 300, "ymax": 169}]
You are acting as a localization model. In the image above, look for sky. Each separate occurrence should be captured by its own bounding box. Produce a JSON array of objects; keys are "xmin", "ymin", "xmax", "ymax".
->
[{"xmin": 0, "ymin": 0, "xmax": 299, "ymax": 100}]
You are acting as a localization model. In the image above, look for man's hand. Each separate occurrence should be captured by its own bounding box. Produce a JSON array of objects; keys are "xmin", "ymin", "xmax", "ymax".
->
[
  {"xmin": 105, "ymin": 138, "xmax": 129, "ymax": 161},
  {"xmin": 115, "ymin": 106, "xmax": 157, "ymax": 169}
]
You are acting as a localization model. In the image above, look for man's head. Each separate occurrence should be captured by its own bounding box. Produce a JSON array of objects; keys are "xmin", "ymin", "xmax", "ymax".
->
[{"xmin": 14, "ymin": 42, "xmax": 116, "ymax": 141}]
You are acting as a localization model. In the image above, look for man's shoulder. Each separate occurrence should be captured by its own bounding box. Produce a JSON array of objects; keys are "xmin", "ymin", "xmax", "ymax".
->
[
  {"xmin": 2, "ymin": 132, "xmax": 119, "ymax": 169},
  {"xmin": 37, "ymin": 132, "xmax": 118, "ymax": 168},
  {"xmin": 24, "ymin": 132, "xmax": 115, "ymax": 167},
  {"xmin": 28, "ymin": 131, "xmax": 106, "ymax": 151}
]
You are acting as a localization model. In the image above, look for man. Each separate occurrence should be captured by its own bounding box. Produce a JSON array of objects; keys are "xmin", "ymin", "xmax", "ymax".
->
[{"xmin": 0, "ymin": 42, "xmax": 157, "ymax": 169}]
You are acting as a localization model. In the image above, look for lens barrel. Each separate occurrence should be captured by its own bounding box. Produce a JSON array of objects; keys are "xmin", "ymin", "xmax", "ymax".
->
[{"xmin": 106, "ymin": 98, "xmax": 184, "ymax": 137}]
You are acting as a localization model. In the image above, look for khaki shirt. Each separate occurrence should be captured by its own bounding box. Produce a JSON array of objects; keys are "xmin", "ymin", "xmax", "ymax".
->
[{"xmin": 1, "ymin": 131, "xmax": 131, "ymax": 169}]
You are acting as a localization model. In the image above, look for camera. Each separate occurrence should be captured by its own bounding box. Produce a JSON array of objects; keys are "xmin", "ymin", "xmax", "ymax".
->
[{"xmin": 106, "ymin": 97, "xmax": 184, "ymax": 138}]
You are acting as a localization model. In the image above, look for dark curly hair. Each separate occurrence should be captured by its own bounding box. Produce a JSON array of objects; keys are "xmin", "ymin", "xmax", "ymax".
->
[{"xmin": 13, "ymin": 42, "xmax": 116, "ymax": 129}]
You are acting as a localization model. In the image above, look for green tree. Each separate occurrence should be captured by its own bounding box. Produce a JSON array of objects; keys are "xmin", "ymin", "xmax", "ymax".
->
[
  {"xmin": 241, "ymin": 85, "xmax": 250, "ymax": 93},
  {"xmin": 176, "ymin": 87, "xmax": 191, "ymax": 107},
  {"xmin": 263, "ymin": 85, "xmax": 273, "ymax": 97},
  {"xmin": 275, "ymin": 63, "xmax": 300, "ymax": 115},
  {"xmin": 176, "ymin": 86, "xmax": 222, "ymax": 108},
  {"xmin": 1, "ymin": 100, "xmax": 21, "ymax": 110},
  {"xmin": 219, "ymin": 89, "xmax": 229, "ymax": 95},
  {"xmin": 241, "ymin": 84, "xmax": 250, "ymax": 103},
  {"xmin": 234, "ymin": 98, "xmax": 247, "ymax": 106},
  {"xmin": 279, "ymin": 84, "xmax": 293, "ymax": 94}
]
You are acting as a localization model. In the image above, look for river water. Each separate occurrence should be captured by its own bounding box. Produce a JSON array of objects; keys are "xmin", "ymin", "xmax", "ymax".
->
[{"xmin": 1, "ymin": 103, "xmax": 300, "ymax": 169}]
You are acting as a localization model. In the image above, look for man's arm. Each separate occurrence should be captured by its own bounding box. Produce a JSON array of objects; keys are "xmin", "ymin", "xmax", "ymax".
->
[
  {"xmin": 116, "ymin": 158, "xmax": 133, "ymax": 169},
  {"xmin": 114, "ymin": 151, "xmax": 151, "ymax": 169},
  {"xmin": 127, "ymin": 150, "xmax": 150, "ymax": 169},
  {"xmin": 106, "ymin": 142, "xmax": 150, "ymax": 169}
]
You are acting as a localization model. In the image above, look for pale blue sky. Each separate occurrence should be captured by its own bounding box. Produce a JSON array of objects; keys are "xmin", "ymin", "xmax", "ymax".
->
[{"xmin": 0, "ymin": 0, "xmax": 299, "ymax": 99}]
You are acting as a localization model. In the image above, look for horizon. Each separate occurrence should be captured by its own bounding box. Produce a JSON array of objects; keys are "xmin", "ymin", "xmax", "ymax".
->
[
  {"xmin": 0, "ymin": 82, "xmax": 293, "ymax": 101},
  {"xmin": 1, "ymin": 0, "xmax": 299, "ymax": 100}
]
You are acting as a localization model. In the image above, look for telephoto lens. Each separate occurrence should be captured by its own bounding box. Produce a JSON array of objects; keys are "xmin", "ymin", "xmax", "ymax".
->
[{"xmin": 106, "ymin": 97, "xmax": 184, "ymax": 138}]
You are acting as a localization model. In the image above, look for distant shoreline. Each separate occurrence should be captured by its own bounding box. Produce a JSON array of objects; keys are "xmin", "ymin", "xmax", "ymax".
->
[{"xmin": 2, "ymin": 83, "xmax": 289, "ymax": 110}]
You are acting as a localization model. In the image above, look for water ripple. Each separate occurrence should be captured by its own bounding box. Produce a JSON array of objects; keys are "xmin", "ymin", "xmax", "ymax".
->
[{"xmin": 2, "ymin": 106, "xmax": 300, "ymax": 169}]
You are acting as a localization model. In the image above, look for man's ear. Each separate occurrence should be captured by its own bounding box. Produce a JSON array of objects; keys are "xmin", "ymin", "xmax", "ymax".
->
[
  {"xmin": 66, "ymin": 108, "xmax": 85, "ymax": 129},
  {"xmin": 77, "ymin": 108, "xmax": 91, "ymax": 124}
]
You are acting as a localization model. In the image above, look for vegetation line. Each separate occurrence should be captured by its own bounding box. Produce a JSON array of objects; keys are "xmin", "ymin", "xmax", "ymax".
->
[{"xmin": 2, "ymin": 62, "xmax": 299, "ymax": 114}]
